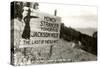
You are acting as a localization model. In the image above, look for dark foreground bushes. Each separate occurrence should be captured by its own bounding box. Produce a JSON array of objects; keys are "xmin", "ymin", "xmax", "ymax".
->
[{"xmin": 60, "ymin": 23, "xmax": 97, "ymax": 55}]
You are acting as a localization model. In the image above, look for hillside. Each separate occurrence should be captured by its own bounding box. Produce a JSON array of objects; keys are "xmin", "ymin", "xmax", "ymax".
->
[
  {"xmin": 60, "ymin": 23, "xmax": 97, "ymax": 55},
  {"xmin": 75, "ymin": 28, "xmax": 97, "ymax": 36},
  {"xmin": 50, "ymin": 39, "xmax": 97, "ymax": 62}
]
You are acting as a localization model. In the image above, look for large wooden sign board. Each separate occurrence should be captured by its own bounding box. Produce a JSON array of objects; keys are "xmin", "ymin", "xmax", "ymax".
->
[{"xmin": 19, "ymin": 10, "xmax": 61, "ymax": 47}]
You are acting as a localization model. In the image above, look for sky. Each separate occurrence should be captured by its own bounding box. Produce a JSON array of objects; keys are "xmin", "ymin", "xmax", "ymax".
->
[{"xmin": 38, "ymin": 2, "xmax": 97, "ymax": 29}]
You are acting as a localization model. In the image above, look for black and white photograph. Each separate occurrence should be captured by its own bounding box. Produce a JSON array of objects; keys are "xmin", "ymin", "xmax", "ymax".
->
[{"xmin": 11, "ymin": 1, "xmax": 97, "ymax": 66}]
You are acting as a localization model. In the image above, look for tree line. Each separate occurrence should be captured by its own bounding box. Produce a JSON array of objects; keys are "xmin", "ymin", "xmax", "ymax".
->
[{"xmin": 60, "ymin": 23, "xmax": 97, "ymax": 55}]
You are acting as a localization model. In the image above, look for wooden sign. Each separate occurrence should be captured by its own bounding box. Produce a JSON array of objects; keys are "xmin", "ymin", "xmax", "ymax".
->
[{"xmin": 19, "ymin": 10, "xmax": 61, "ymax": 47}]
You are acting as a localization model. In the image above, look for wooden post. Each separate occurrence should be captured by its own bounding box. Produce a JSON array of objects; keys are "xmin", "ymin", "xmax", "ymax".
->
[
  {"xmin": 54, "ymin": 9, "xmax": 57, "ymax": 16},
  {"xmin": 49, "ymin": 45, "xmax": 53, "ymax": 58}
]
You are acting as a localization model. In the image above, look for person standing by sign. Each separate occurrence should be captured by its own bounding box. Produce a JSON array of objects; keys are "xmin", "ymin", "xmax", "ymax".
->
[
  {"xmin": 11, "ymin": 2, "xmax": 40, "ymax": 64},
  {"xmin": 22, "ymin": 8, "xmax": 31, "ymax": 39},
  {"xmin": 21, "ymin": 2, "xmax": 40, "ymax": 62},
  {"xmin": 22, "ymin": 2, "xmax": 39, "ymax": 40}
]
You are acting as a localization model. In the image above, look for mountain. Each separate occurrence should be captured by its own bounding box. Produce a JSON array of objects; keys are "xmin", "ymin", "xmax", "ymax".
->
[{"xmin": 75, "ymin": 28, "xmax": 97, "ymax": 36}]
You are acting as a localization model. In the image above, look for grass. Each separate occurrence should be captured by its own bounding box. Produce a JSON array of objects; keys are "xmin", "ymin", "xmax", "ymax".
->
[{"xmin": 14, "ymin": 39, "xmax": 97, "ymax": 65}]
